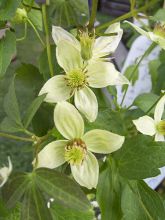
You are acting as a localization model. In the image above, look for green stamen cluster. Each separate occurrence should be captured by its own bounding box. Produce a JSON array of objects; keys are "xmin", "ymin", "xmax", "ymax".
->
[
  {"xmin": 79, "ymin": 31, "xmax": 94, "ymax": 61},
  {"xmin": 157, "ymin": 120, "xmax": 165, "ymax": 135},
  {"xmin": 12, "ymin": 8, "xmax": 28, "ymax": 24},
  {"xmin": 153, "ymin": 23, "xmax": 165, "ymax": 38},
  {"xmin": 65, "ymin": 139, "xmax": 87, "ymax": 165},
  {"xmin": 66, "ymin": 69, "xmax": 87, "ymax": 89}
]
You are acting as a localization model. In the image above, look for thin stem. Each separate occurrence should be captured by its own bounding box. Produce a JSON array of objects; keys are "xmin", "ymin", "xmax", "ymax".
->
[
  {"xmin": 16, "ymin": 22, "xmax": 27, "ymax": 42},
  {"xmin": 42, "ymin": 5, "xmax": 54, "ymax": 77},
  {"xmin": 96, "ymin": 0, "xmax": 157, "ymax": 31},
  {"xmin": 22, "ymin": 3, "xmax": 41, "ymax": 11},
  {"xmin": 88, "ymin": 0, "xmax": 98, "ymax": 30},
  {"xmin": 27, "ymin": 18, "xmax": 45, "ymax": 47},
  {"xmin": 145, "ymin": 93, "xmax": 164, "ymax": 115},
  {"xmin": 120, "ymin": 42, "xmax": 156, "ymax": 107},
  {"xmin": 0, "ymin": 132, "xmax": 33, "ymax": 142}
]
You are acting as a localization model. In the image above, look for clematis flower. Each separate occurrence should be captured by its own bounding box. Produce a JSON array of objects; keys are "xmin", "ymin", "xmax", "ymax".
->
[
  {"xmin": 133, "ymin": 95, "xmax": 165, "ymax": 141},
  {"xmin": 125, "ymin": 21, "xmax": 165, "ymax": 50},
  {"xmin": 36, "ymin": 101, "xmax": 125, "ymax": 189},
  {"xmin": 0, "ymin": 157, "xmax": 12, "ymax": 187},
  {"xmin": 39, "ymin": 40, "xmax": 129, "ymax": 122},
  {"xmin": 52, "ymin": 23, "xmax": 123, "ymax": 62}
]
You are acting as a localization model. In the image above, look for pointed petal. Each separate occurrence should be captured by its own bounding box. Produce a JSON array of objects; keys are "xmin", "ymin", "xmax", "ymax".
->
[
  {"xmin": 87, "ymin": 62, "xmax": 129, "ymax": 88},
  {"xmin": 83, "ymin": 129, "xmax": 125, "ymax": 153},
  {"xmin": 133, "ymin": 116, "xmax": 156, "ymax": 136},
  {"xmin": 71, "ymin": 151, "xmax": 99, "ymax": 189},
  {"xmin": 155, "ymin": 133, "xmax": 165, "ymax": 142},
  {"xmin": 52, "ymin": 26, "xmax": 80, "ymax": 49},
  {"xmin": 154, "ymin": 95, "xmax": 165, "ymax": 123},
  {"xmin": 54, "ymin": 101, "xmax": 84, "ymax": 139},
  {"xmin": 125, "ymin": 21, "xmax": 150, "ymax": 38},
  {"xmin": 36, "ymin": 140, "xmax": 67, "ymax": 169},
  {"xmin": 0, "ymin": 157, "xmax": 12, "ymax": 188},
  {"xmin": 39, "ymin": 75, "xmax": 72, "ymax": 103},
  {"xmin": 75, "ymin": 87, "xmax": 98, "ymax": 122},
  {"xmin": 56, "ymin": 40, "xmax": 83, "ymax": 72},
  {"xmin": 93, "ymin": 23, "xmax": 123, "ymax": 58}
]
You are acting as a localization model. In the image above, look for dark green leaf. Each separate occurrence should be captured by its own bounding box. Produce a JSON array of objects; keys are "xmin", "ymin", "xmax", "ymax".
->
[
  {"xmin": 133, "ymin": 93, "xmax": 159, "ymax": 114},
  {"xmin": 114, "ymin": 135, "xmax": 165, "ymax": 179},
  {"xmin": 0, "ymin": 31, "xmax": 16, "ymax": 78},
  {"xmin": 149, "ymin": 59, "xmax": 161, "ymax": 91},
  {"xmin": 97, "ymin": 158, "xmax": 123, "ymax": 220},
  {"xmin": 28, "ymin": 9, "xmax": 43, "ymax": 31},
  {"xmin": 0, "ymin": 0, "xmax": 21, "ymax": 21},
  {"xmin": 23, "ymin": 94, "xmax": 46, "ymax": 128},
  {"xmin": 155, "ymin": 64, "xmax": 165, "ymax": 95},
  {"xmin": 3, "ymin": 79, "xmax": 23, "ymax": 128},
  {"xmin": 35, "ymin": 168, "xmax": 92, "ymax": 212}
]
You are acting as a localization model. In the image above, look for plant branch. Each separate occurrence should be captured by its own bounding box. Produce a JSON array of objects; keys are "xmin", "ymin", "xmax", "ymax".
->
[
  {"xmin": 96, "ymin": 0, "xmax": 157, "ymax": 31},
  {"xmin": 88, "ymin": 0, "xmax": 98, "ymax": 30},
  {"xmin": 42, "ymin": 4, "xmax": 54, "ymax": 77},
  {"xmin": 121, "ymin": 42, "xmax": 156, "ymax": 107},
  {"xmin": 0, "ymin": 132, "xmax": 33, "ymax": 142},
  {"xmin": 27, "ymin": 19, "xmax": 45, "ymax": 47},
  {"xmin": 16, "ymin": 22, "xmax": 27, "ymax": 42}
]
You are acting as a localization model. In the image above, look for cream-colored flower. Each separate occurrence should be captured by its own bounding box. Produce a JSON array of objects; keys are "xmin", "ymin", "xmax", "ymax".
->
[
  {"xmin": 52, "ymin": 23, "xmax": 123, "ymax": 62},
  {"xmin": 36, "ymin": 101, "xmax": 125, "ymax": 189},
  {"xmin": 125, "ymin": 21, "xmax": 165, "ymax": 50},
  {"xmin": 133, "ymin": 95, "xmax": 165, "ymax": 141},
  {"xmin": 39, "ymin": 40, "xmax": 129, "ymax": 122},
  {"xmin": 0, "ymin": 157, "xmax": 12, "ymax": 187}
]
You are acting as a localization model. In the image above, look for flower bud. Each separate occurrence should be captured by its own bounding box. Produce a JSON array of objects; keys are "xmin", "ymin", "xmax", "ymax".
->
[{"xmin": 12, "ymin": 8, "xmax": 28, "ymax": 24}]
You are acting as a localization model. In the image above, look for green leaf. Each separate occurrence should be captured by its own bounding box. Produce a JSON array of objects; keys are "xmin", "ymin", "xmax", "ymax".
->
[
  {"xmin": 114, "ymin": 135, "xmax": 165, "ymax": 179},
  {"xmin": 96, "ymin": 158, "xmax": 123, "ymax": 220},
  {"xmin": 122, "ymin": 180, "xmax": 165, "ymax": 220},
  {"xmin": 153, "ymin": 9, "xmax": 165, "ymax": 22},
  {"xmin": 133, "ymin": 93, "xmax": 159, "ymax": 114},
  {"xmin": 0, "ymin": 31, "xmax": 16, "ymax": 78},
  {"xmin": 3, "ymin": 79, "xmax": 23, "ymax": 128},
  {"xmin": 23, "ymin": 94, "xmax": 46, "ymax": 129},
  {"xmin": 0, "ymin": 117, "xmax": 23, "ymax": 133},
  {"xmin": 148, "ymin": 59, "xmax": 161, "ymax": 91},
  {"xmin": 28, "ymin": 9, "xmax": 43, "ymax": 31},
  {"xmin": 155, "ymin": 64, "xmax": 165, "ymax": 95},
  {"xmin": 49, "ymin": 0, "xmax": 89, "ymax": 28},
  {"xmin": 21, "ymin": 186, "xmax": 53, "ymax": 220},
  {"xmin": 0, "ymin": 0, "xmax": 21, "ymax": 21},
  {"xmin": 35, "ymin": 168, "xmax": 92, "ymax": 212}
]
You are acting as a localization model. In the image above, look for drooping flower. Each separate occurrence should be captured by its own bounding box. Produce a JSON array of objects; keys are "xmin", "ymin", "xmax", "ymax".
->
[
  {"xmin": 52, "ymin": 23, "xmax": 123, "ymax": 62},
  {"xmin": 133, "ymin": 95, "xmax": 165, "ymax": 141},
  {"xmin": 39, "ymin": 40, "xmax": 129, "ymax": 122},
  {"xmin": 35, "ymin": 101, "xmax": 125, "ymax": 189},
  {"xmin": 0, "ymin": 157, "xmax": 12, "ymax": 187},
  {"xmin": 125, "ymin": 21, "xmax": 165, "ymax": 50}
]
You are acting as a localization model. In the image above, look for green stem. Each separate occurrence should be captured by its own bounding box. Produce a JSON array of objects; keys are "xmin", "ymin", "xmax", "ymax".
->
[
  {"xmin": 145, "ymin": 93, "xmax": 164, "ymax": 115},
  {"xmin": 88, "ymin": 0, "xmax": 98, "ymax": 30},
  {"xmin": 27, "ymin": 18, "xmax": 45, "ymax": 47},
  {"xmin": 42, "ymin": 5, "xmax": 54, "ymax": 77},
  {"xmin": 121, "ymin": 42, "xmax": 156, "ymax": 107},
  {"xmin": 16, "ymin": 22, "xmax": 27, "ymax": 42},
  {"xmin": 96, "ymin": 0, "xmax": 157, "ymax": 31},
  {"xmin": 0, "ymin": 132, "xmax": 33, "ymax": 142}
]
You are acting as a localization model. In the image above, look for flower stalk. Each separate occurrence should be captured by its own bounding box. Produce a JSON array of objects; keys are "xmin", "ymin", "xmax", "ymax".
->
[{"xmin": 88, "ymin": 0, "xmax": 98, "ymax": 30}]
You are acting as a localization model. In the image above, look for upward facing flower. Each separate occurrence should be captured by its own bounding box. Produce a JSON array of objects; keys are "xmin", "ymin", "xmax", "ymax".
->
[
  {"xmin": 52, "ymin": 23, "xmax": 123, "ymax": 62},
  {"xmin": 0, "ymin": 157, "xmax": 12, "ymax": 187},
  {"xmin": 125, "ymin": 21, "xmax": 165, "ymax": 50},
  {"xmin": 36, "ymin": 101, "xmax": 125, "ymax": 189},
  {"xmin": 39, "ymin": 40, "xmax": 129, "ymax": 122},
  {"xmin": 133, "ymin": 95, "xmax": 165, "ymax": 141}
]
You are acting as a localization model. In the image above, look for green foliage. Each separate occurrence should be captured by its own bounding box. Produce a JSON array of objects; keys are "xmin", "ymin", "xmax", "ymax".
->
[
  {"xmin": 0, "ymin": 0, "xmax": 21, "ymax": 21},
  {"xmin": 153, "ymin": 8, "xmax": 165, "ymax": 22},
  {"xmin": 0, "ymin": 31, "xmax": 16, "ymax": 78},
  {"xmin": 2, "ymin": 168, "xmax": 94, "ymax": 220}
]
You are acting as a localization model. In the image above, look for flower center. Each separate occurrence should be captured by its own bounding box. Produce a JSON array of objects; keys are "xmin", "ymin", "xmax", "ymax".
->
[
  {"xmin": 66, "ymin": 69, "xmax": 87, "ymax": 89},
  {"xmin": 79, "ymin": 31, "xmax": 94, "ymax": 61},
  {"xmin": 153, "ymin": 23, "xmax": 165, "ymax": 38},
  {"xmin": 157, "ymin": 120, "xmax": 165, "ymax": 135},
  {"xmin": 64, "ymin": 139, "xmax": 87, "ymax": 165}
]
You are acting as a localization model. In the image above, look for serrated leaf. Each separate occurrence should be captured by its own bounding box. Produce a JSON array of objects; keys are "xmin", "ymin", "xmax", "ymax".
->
[
  {"xmin": 0, "ymin": 31, "xmax": 16, "ymax": 78},
  {"xmin": 133, "ymin": 93, "xmax": 159, "ymax": 114},
  {"xmin": 114, "ymin": 135, "xmax": 165, "ymax": 179},
  {"xmin": 21, "ymin": 186, "xmax": 53, "ymax": 220},
  {"xmin": 0, "ymin": 0, "xmax": 21, "ymax": 21},
  {"xmin": 96, "ymin": 158, "xmax": 122, "ymax": 220},
  {"xmin": 3, "ymin": 79, "xmax": 23, "ymax": 128},
  {"xmin": 35, "ymin": 168, "xmax": 92, "ymax": 212},
  {"xmin": 23, "ymin": 94, "xmax": 46, "ymax": 128}
]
